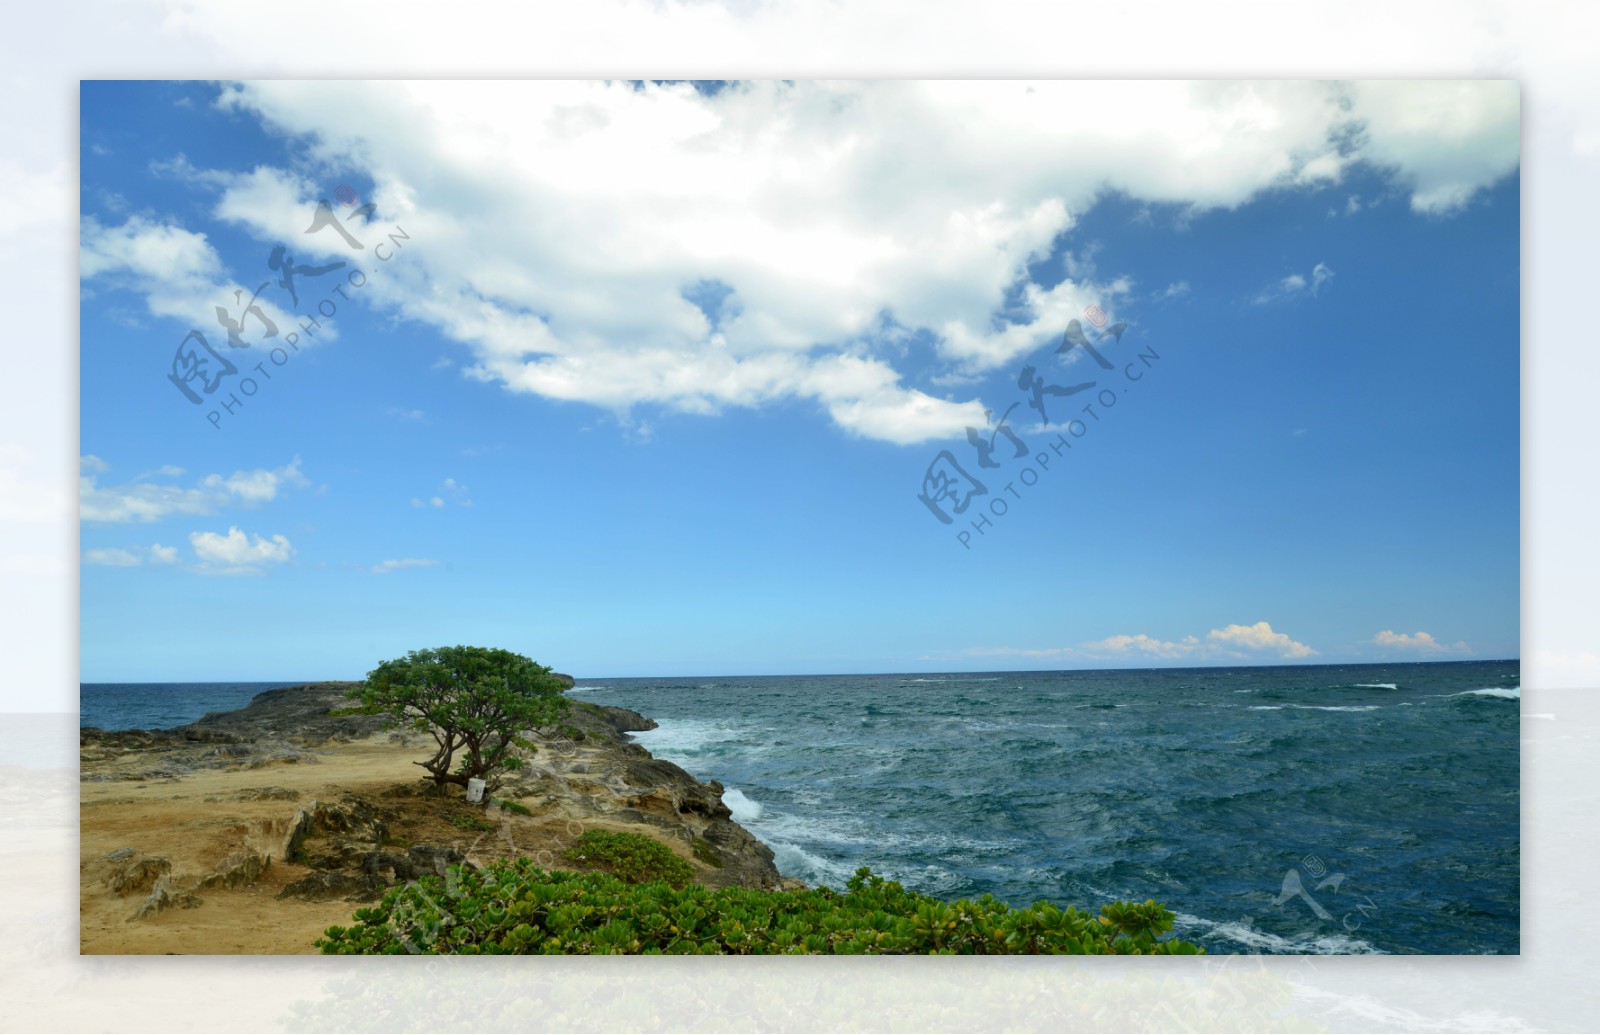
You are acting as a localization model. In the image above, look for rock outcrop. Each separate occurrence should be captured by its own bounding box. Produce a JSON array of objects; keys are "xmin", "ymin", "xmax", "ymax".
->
[{"xmin": 83, "ymin": 678, "xmax": 789, "ymax": 934}]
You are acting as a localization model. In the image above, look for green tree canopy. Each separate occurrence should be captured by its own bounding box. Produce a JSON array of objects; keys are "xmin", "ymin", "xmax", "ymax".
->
[{"xmin": 355, "ymin": 645, "xmax": 570, "ymax": 790}]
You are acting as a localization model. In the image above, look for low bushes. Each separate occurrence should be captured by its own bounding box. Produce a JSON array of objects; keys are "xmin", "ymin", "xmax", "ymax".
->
[
  {"xmin": 561, "ymin": 830, "xmax": 695, "ymax": 888},
  {"xmin": 316, "ymin": 860, "xmax": 1204, "ymax": 955}
]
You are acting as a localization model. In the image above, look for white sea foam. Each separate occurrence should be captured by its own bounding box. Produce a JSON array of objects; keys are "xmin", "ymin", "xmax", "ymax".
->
[
  {"xmin": 1287, "ymin": 704, "xmax": 1381, "ymax": 712},
  {"xmin": 722, "ymin": 787, "xmax": 763, "ymax": 823},
  {"xmin": 627, "ymin": 717, "xmax": 744, "ymax": 755},
  {"xmin": 1354, "ymin": 683, "xmax": 1399, "ymax": 690},
  {"xmin": 770, "ymin": 840, "xmax": 851, "ymax": 885},
  {"xmin": 1175, "ymin": 912, "xmax": 1386, "ymax": 955},
  {"xmin": 1437, "ymin": 687, "xmax": 1521, "ymax": 701},
  {"xmin": 1250, "ymin": 704, "xmax": 1379, "ymax": 712},
  {"xmin": 568, "ymin": 685, "xmax": 606, "ymax": 691}
]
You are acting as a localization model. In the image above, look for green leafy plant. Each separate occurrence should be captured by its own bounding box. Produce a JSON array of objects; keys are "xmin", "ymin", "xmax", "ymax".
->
[
  {"xmin": 562, "ymin": 830, "xmax": 695, "ymax": 888},
  {"xmin": 351, "ymin": 645, "xmax": 569, "ymax": 790},
  {"xmin": 316, "ymin": 862, "xmax": 1204, "ymax": 956},
  {"xmin": 449, "ymin": 813, "xmax": 495, "ymax": 832},
  {"xmin": 492, "ymin": 799, "xmax": 532, "ymax": 816}
]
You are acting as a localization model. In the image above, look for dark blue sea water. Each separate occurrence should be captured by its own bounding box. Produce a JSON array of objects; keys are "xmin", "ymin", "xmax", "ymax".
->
[
  {"xmin": 79, "ymin": 682, "xmax": 309, "ymax": 731},
  {"xmin": 570, "ymin": 661, "xmax": 1519, "ymax": 955}
]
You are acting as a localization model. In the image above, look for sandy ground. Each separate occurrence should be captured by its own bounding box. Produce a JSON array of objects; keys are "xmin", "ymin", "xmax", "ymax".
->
[
  {"xmin": 80, "ymin": 736, "xmax": 424, "ymax": 954},
  {"xmin": 79, "ymin": 731, "xmax": 719, "ymax": 956}
]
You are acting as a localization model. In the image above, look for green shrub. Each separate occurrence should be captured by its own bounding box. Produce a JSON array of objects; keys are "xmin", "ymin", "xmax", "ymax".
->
[
  {"xmin": 449, "ymin": 813, "xmax": 494, "ymax": 833},
  {"xmin": 492, "ymin": 798, "xmax": 532, "ymax": 816},
  {"xmin": 562, "ymin": 830, "xmax": 694, "ymax": 888},
  {"xmin": 315, "ymin": 861, "xmax": 1204, "ymax": 955}
]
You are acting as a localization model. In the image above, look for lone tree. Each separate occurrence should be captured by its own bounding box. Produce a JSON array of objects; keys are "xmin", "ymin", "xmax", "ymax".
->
[{"xmin": 354, "ymin": 645, "xmax": 570, "ymax": 791}]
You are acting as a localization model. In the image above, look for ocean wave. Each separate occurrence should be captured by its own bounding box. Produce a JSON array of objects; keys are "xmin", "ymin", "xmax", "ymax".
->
[
  {"xmin": 627, "ymin": 717, "xmax": 754, "ymax": 755},
  {"xmin": 1354, "ymin": 683, "xmax": 1399, "ymax": 690},
  {"xmin": 568, "ymin": 685, "xmax": 607, "ymax": 691},
  {"xmin": 1288, "ymin": 704, "xmax": 1382, "ymax": 712},
  {"xmin": 1440, "ymin": 687, "xmax": 1521, "ymax": 701},
  {"xmin": 1249, "ymin": 704, "xmax": 1380, "ymax": 712},
  {"xmin": 722, "ymin": 786, "xmax": 763, "ymax": 823},
  {"xmin": 1175, "ymin": 912, "xmax": 1386, "ymax": 955}
]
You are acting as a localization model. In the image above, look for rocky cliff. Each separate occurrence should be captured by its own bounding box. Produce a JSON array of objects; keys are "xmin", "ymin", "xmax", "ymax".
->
[{"xmin": 80, "ymin": 681, "xmax": 792, "ymax": 952}]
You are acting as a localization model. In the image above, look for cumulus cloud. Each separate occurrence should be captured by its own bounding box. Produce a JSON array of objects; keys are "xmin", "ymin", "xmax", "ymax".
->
[
  {"xmin": 1208, "ymin": 621, "xmax": 1319, "ymax": 658},
  {"xmin": 954, "ymin": 620, "xmax": 1317, "ymax": 663},
  {"xmin": 188, "ymin": 526, "xmax": 294, "ymax": 575},
  {"xmin": 177, "ymin": 79, "xmax": 1514, "ymax": 444},
  {"xmin": 79, "ymin": 214, "xmax": 314, "ymax": 348},
  {"xmin": 80, "ymin": 456, "xmax": 308, "ymax": 522},
  {"xmin": 1373, "ymin": 629, "xmax": 1470, "ymax": 654},
  {"xmin": 1345, "ymin": 80, "xmax": 1521, "ymax": 213},
  {"xmin": 369, "ymin": 558, "xmax": 439, "ymax": 574}
]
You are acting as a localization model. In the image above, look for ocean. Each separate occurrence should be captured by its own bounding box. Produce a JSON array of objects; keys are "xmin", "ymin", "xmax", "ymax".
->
[
  {"xmin": 571, "ymin": 661, "xmax": 1520, "ymax": 955},
  {"xmin": 80, "ymin": 681, "xmax": 310, "ymax": 732},
  {"xmin": 80, "ymin": 660, "xmax": 1519, "ymax": 955}
]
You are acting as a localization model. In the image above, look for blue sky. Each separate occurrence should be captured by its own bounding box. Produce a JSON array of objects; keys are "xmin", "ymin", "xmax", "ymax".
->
[{"xmin": 78, "ymin": 80, "xmax": 1520, "ymax": 681}]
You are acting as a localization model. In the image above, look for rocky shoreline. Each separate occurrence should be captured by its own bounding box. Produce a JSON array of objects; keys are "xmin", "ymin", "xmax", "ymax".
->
[{"xmin": 79, "ymin": 681, "xmax": 795, "ymax": 953}]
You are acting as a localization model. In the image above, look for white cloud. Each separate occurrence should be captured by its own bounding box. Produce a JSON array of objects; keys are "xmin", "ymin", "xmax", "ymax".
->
[
  {"xmin": 189, "ymin": 79, "xmax": 1514, "ymax": 444},
  {"xmin": 1152, "ymin": 281, "xmax": 1191, "ymax": 302},
  {"xmin": 1373, "ymin": 629, "xmax": 1470, "ymax": 654},
  {"xmin": 1082, "ymin": 633, "xmax": 1203, "ymax": 659},
  {"xmin": 370, "ymin": 558, "xmax": 439, "ymax": 574},
  {"xmin": 956, "ymin": 620, "xmax": 1317, "ymax": 663},
  {"xmin": 188, "ymin": 526, "xmax": 294, "ymax": 575},
  {"xmin": 1208, "ymin": 621, "xmax": 1319, "ymax": 658},
  {"xmin": 1344, "ymin": 80, "xmax": 1521, "ymax": 214},
  {"xmin": 1253, "ymin": 262, "xmax": 1334, "ymax": 304},
  {"xmin": 80, "ymin": 456, "xmax": 307, "ymax": 522},
  {"xmin": 81, "ymin": 542, "xmax": 183, "ymax": 568},
  {"xmin": 80, "ymin": 213, "xmax": 326, "ymax": 349},
  {"xmin": 82, "ymin": 547, "xmax": 141, "ymax": 567},
  {"xmin": 411, "ymin": 477, "xmax": 472, "ymax": 509}
]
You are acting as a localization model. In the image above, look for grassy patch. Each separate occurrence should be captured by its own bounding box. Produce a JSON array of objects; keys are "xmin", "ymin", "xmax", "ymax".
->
[{"xmin": 562, "ymin": 830, "xmax": 695, "ymax": 888}]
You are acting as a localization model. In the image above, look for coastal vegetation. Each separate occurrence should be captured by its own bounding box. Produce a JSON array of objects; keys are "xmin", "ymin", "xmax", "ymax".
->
[
  {"xmin": 351, "ymin": 645, "xmax": 569, "ymax": 790},
  {"xmin": 317, "ymin": 861, "xmax": 1203, "ymax": 955},
  {"xmin": 562, "ymin": 830, "xmax": 696, "ymax": 888}
]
